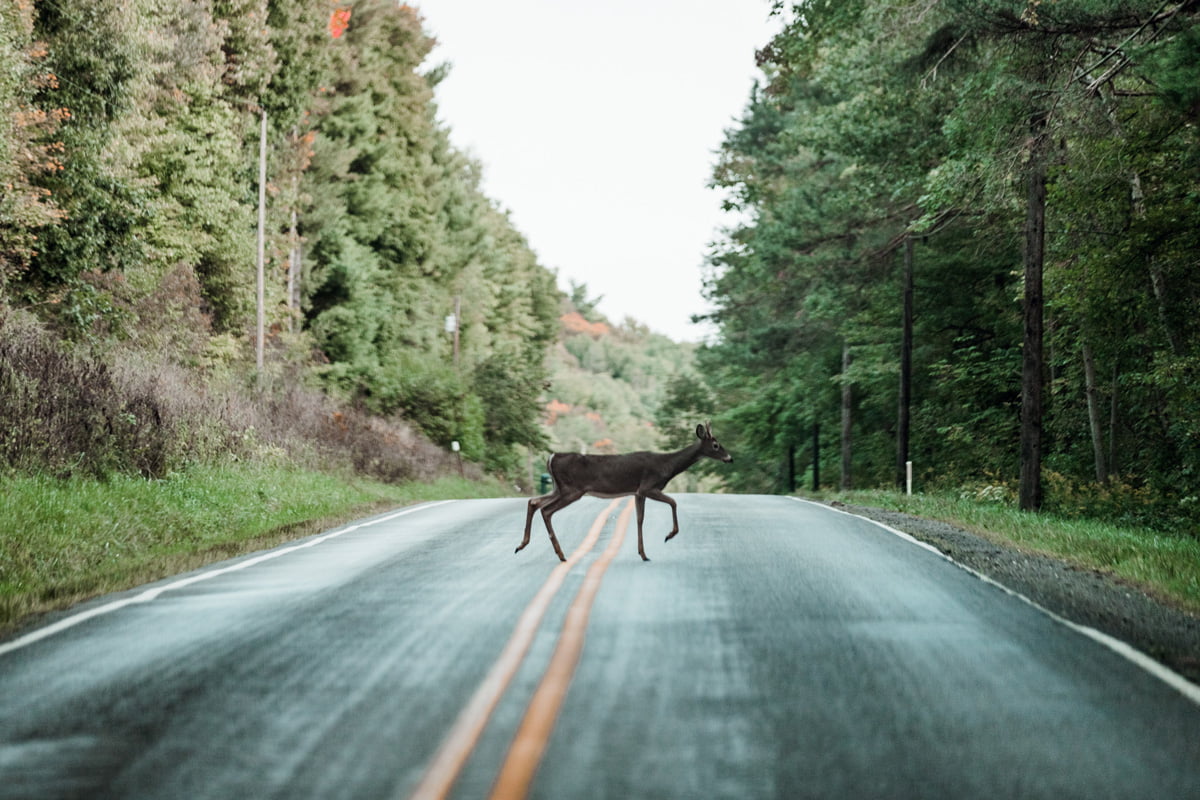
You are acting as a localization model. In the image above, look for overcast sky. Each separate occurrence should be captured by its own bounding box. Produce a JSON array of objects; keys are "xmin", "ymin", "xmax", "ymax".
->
[{"xmin": 413, "ymin": 0, "xmax": 779, "ymax": 342}]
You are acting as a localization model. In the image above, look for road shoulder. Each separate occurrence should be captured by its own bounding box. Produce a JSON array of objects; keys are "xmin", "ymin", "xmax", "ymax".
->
[{"xmin": 827, "ymin": 501, "xmax": 1200, "ymax": 687}]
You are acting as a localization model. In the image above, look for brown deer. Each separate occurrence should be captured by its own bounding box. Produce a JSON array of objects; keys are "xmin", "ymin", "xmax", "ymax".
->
[{"xmin": 517, "ymin": 423, "xmax": 733, "ymax": 561}]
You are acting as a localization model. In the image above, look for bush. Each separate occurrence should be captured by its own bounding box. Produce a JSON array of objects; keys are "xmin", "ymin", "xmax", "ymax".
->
[
  {"xmin": 1041, "ymin": 471, "xmax": 1196, "ymax": 534},
  {"xmin": 0, "ymin": 310, "xmax": 195, "ymax": 477},
  {"xmin": 0, "ymin": 309, "xmax": 471, "ymax": 484}
]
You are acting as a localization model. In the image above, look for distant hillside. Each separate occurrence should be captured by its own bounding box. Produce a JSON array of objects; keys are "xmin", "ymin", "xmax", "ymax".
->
[{"xmin": 540, "ymin": 299, "xmax": 695, "ymax": 457}]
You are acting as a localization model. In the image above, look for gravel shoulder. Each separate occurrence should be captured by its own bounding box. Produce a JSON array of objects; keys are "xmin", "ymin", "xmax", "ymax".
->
[{"xmin": 829, "ymin": 501, "xmax": 1200, "ymax": 688}]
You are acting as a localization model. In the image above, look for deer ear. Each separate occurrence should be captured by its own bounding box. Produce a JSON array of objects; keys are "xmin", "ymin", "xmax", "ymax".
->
[{"xmin": 696, "ymin": 423, "xmax": 706, "ymax": 440}]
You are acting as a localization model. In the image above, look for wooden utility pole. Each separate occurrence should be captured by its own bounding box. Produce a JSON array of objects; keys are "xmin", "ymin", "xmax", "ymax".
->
[
  {"xmin": 256, "ymin": 108, "xmax": 267, "ymax": 373},
  {"xmin": 896, "ymin": 236, "xmax": 913, "ymax": 490},
  {"xmin": 452, "ymin": 295, "xmax": 461, "ymax": 367}
]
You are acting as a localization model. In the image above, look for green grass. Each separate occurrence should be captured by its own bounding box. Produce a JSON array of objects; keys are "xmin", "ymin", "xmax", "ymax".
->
[
  {"xmin": 0, "ymin": 464, "xmax": 510, "ymax": 633},
  {"xmin": 826, "ymin": 489, "xmax": 1200, "ymax": 614}
]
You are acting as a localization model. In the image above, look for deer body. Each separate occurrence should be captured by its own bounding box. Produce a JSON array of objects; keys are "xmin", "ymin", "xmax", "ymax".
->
[{"xmin": 517, "ymin": 423, "xmax": 733, "ymax": 561}]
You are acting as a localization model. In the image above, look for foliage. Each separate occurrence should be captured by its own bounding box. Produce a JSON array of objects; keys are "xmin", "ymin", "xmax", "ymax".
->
[
  {"xmin": 0, "ymin": 0, "xmax": 65, "ymax": 288},
  {"xmin": 543, "ymin": 289, "xmax": 698, "ymax": 461},
  {"xmin": 703, "ymin": 0, "xmax": 1200, "ymax": 529},
  {"xmin": 296, "ymin": 1, "xmax": 559, "ymax": 475},
  {"xmin": 0, "ymin": 309, "xmax": 468, "ymax": 483},
  {"xmin": 0, "ymin": 0, "xmax": 562, "ymax": 483}
]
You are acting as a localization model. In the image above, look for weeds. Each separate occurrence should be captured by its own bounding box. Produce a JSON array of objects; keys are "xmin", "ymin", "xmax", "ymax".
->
[{"xmin": 0, "ymin": 309, "xmax": 468, "ymax": 483}]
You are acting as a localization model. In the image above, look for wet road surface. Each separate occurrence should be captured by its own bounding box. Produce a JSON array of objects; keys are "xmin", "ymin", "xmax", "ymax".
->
[{"xmin": 2, "ymin": 495, "xmax": 1199, "ymax": 799}]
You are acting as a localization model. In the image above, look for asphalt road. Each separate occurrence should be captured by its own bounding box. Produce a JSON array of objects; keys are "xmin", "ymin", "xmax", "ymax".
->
[{"xmin": 2, "ymin": 495, "xmax": 1199, "ymax": 799}]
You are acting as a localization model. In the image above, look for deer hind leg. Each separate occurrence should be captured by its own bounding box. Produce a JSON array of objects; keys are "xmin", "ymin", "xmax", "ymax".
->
[
  {"xmin": 643, "ymin": 490, "xmax": 680, "ymax": 542},
  {"xmin": 635, "ymin": 494, "xmax": 650, "ymax": 561},
  {"xmin": 517, "ymin": 492, "xmax": 557, "ymax": 554},
  {"xmin": 537, "ymin": 490, "xmax": 584, "ymax": 562}
]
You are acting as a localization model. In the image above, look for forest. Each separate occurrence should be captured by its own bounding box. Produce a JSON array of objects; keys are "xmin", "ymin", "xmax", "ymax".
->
[
  {"xmin": 3, "ymin": 0, "xmax": 1199, "ymax": 536},
  {"xmin": 1, "ymin": 0, "xmax": 565, "ymax": 482},
  {"xmin": 699, "ymin": 0, "xmax": 1200, "ymax": 529}
]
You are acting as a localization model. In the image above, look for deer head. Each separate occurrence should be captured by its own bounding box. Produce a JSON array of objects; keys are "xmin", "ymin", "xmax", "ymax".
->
[{"xmin": 696, "ymin": 422, "xmax": 733, "ymax": 463}]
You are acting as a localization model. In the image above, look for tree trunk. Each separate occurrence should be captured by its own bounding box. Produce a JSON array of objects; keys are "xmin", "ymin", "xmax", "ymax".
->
[
  {"xmin": 1130, "ymin": 171, "xmax": 1183, "ymax": 357},
  {"xmin": 1148, "ymin": 260, "xmax": 1183, "ymax": 356},
  {"xmin": 896, "ymin": 236, "xmax": 913, "ymax": 490},
  {"xmin": 1019, "ymin": 112, "xmax": 1047, "ymax": 512},
  {"xmin": 1082, "ymin": 341, "xmax": 1107, "ymax": 483},
  {"xmin": 811, "ymin": 422, "xmax": 820, "ymax": 492},
  {"xmin": 786, "ymin": 443, "xmax": 796, "ymax": 493},
  {"xmin": 1108, "ymin": 363, "xmax": 1119, "ymax": 476}
]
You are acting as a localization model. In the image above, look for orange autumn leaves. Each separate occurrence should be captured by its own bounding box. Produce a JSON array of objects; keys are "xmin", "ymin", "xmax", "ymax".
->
[{"xmin": 329, "ymin": 7, "xmax": 351, "ymax": 38}]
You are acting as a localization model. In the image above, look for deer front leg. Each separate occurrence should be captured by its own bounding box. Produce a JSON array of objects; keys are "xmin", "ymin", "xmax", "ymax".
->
[
  {"xmin": 634, "ymin": 494, "xmax": 649, "ymax": 561},
  {"xmin": 643, "ymin": 489, "xmax": 680, "ymax": 542}
]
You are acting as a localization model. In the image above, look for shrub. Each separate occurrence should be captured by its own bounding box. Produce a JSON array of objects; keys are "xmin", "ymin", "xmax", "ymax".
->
[
  {"xmin": 0, "ymin": 310, "xmax": 187, "ymax": 477},
  {"xmin": 0, "ymin": 308, "xmax": 470, "ymax": 484}
]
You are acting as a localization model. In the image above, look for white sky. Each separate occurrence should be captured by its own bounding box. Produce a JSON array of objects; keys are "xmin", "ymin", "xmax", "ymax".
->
[{"xmin": 413, "ymin": 0, "xmax": 779, "ymax": 343}]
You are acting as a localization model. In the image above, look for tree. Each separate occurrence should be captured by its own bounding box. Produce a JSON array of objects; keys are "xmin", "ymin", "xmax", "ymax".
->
[
  {"xmin": 702, "ymin": 0, "xmax": 1200, "ymax": 524},
  {"xmin": 0, "ymin": 0, "xmax": 65, "ymax": 291}
]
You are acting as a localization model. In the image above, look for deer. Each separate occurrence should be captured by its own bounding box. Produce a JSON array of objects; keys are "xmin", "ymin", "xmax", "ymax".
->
[{"xmin": 516, "ymin": 423, "xmax": 733, "ymax": 562}]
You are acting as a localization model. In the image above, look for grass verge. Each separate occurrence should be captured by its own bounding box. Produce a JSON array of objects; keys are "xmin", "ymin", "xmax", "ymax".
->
[
  {"xmin": 0, "ymin": 464, "xmax": 510, "ymax": 634},
  {"xmin": 826, "ymin": 489, "xmax": 1200, "ymax": 614}
]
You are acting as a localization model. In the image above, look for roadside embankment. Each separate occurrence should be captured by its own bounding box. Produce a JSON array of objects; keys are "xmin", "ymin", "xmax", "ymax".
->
[{"xmin": 0, "ymin": 465, "xmax": 507, "ymax": 636}]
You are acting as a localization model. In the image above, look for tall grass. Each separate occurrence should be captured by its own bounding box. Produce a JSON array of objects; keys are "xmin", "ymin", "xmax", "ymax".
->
[
  {"xmin": 0, "ymin": 464, "xmax": 508, "ymax": 631},
  {"xmin": 833, "ymin": 489, "xmax": 1200, "ymax": 613}
]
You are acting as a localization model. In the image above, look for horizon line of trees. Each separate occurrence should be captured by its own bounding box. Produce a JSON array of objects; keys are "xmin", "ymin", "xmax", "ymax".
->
[{"xmin": 699, "ymin": 0, "xmax": 1200, "ymax": 528}]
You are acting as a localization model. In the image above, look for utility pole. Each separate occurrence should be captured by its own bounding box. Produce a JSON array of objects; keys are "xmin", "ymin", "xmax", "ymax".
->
[
  {"xmin": 256, "ymin": 107, "xmax": 267, "ymax": 373},
  {"xmin": 841, "ymin": 340, "xmax": 852, "ymax": 491},
  {"xmin": 453, "ymin": 295, "xmax": 461, "ymax": 367},
  {"xmin": 287, "ymin": 128, "xmax": 300, "ymax": 332},
  {"xmin": 897, "ymin": 236, "xmax": 913, "ymax": 490},
  {"xmin": 445, "ymin": 296, "xmax": 461, "ymax": 366}
]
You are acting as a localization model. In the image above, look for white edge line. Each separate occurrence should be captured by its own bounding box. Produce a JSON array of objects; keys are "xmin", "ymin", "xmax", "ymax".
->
[
  {"xmin": 788, "ymin": 496, "xmax": 1200, "ymax": 708},
  {"xmin": 0, "ymin": 500, "xmax": 456, "ymax": 659}
]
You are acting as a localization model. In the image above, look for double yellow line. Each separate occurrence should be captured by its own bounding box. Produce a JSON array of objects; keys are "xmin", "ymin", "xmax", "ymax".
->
[{"xmin": 407, "ymin": 497, "xmax": 634, "ymax": 800}]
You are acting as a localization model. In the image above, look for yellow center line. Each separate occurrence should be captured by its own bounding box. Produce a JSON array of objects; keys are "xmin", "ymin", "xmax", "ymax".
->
[
  {"xmin": 406, "ymin": 498, "xmax": 622, "ymax": 800},
  {"xmin": 488, "ymin": 497, "xmax": 634, "ymax": 800}
]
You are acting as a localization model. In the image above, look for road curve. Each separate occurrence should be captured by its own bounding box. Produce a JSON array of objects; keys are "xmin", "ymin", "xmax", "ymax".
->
[{"xmin": 1, "ymin": 495, "xmax": 1198, "ymax": 799}]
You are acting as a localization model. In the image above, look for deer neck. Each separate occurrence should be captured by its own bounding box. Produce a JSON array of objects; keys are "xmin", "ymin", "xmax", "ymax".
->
[{"xmin": 664, "ymin": 439, "xmax": 705, "ymax": 478}]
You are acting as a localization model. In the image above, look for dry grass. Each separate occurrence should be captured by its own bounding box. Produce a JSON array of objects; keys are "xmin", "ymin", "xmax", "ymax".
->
[{"xmin": 0, "ymin": 308, "xmax": 471, "ymax": 483}]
